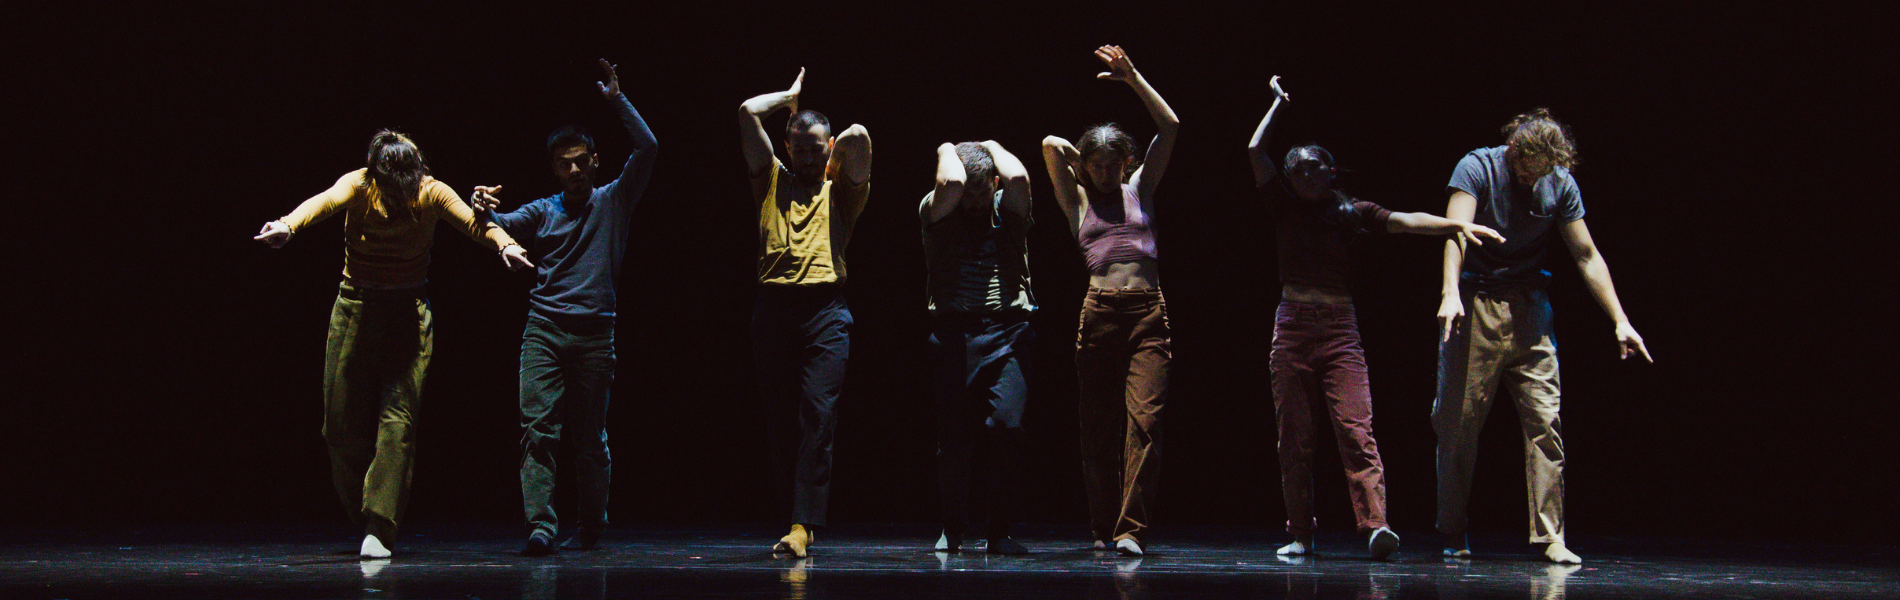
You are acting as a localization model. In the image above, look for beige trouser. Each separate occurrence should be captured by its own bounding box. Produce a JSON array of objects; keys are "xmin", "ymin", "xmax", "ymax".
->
[{"xmin": 1433, "ymin": 288, "xmax": 1565, "ymax": 543}]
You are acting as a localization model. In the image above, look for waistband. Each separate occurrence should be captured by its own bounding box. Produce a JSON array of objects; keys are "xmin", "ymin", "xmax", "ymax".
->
[
  {"xmin": 1085, "ymin": 286, "xmax": 1163, "ymax": 298},
  {"xmin": 1468, "ymin": 287, "xmax": 1550, "ymax": 303},
  {"xmin": 933, "ymin": 309, "xmax": 1032, "ymax": 325},
  {"xmin": 339, "ymin": 282, "xmax": 427, "ymax": 302},
  {"xmin": 1276, "ymin": 300, "xmax": 1356, "ymax": 318}
]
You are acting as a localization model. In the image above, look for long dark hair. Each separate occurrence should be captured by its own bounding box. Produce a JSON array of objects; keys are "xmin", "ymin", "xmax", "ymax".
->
[
  {"xmin": 1282, "ymin": 144, "xmax": 1367, "ymax": 235},
  {"xmin": 363, "ymin": 130, "xmax": 429, "ymax": 222},
  {"xmin": 1076, "ymin": 123, "xmax": 1141, "ymax": 189}
]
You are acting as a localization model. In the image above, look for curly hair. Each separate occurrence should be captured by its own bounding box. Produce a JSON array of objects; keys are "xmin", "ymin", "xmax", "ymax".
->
[
  {"xmin": 1501, "ymin": 108, "xmax": 1578, "ymax": 171},
  {"xmin": 1076, "ymin": 123, "xmax": 1142, "ymax": 186},
  {"xmin": 363, "ymin": 130, "xmax": 429, "ymax": 222}
]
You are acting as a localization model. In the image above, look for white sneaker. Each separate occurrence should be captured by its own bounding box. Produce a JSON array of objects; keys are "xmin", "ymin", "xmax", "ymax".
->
[
  {"xmin": 1275, "ymin": 540, "xmax": 1310, "ymax": 556},
  {"xmin": 1114, "ymin": 538, "xmax": 1144, "ymax": 556},
  {"xmin": 359, "ymin": 534, "xmax": 392, "ymax": 559}
]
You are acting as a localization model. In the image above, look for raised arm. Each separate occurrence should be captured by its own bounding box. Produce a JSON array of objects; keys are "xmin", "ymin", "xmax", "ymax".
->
[
  {"xmin": 1560, "ymin": 219, "xmax": 1652, "ymax": 362},
  {"xmin": 984, "ymin": 140, "xmax": 1032, "ymax": 221},
  {"xmin": 1248, "ymin": 76, "xmax": 1291, "ymax": 188},
  {"xmin": 1041, "ymin": 136, "xmax": 1085, "ymax": 236},
  {"xmin": 598, "ymin": 59, "xmax": 658, "ymax": 208},
  {"xmin": 1095, "ymin": 46, "xmax": 1179, "ymax": 202},
  {"xmin": 255, "ymin": 172, "xmax": 360, "ymax": 248},
  {"xmin": 739, "ymin": 68, "xmax": 802, "ymax": 178},
  {"xmin": 1437, "ymin": 191, "xmax": 1479, "ymax": 342},
  {"xmin": 830, "ymin": 123, "xmax": 872, "ymax": 186},
  {"xmin": 921, "ymin": 143, "xmax": 964, "ymax": 224},
  {"xmin": 1387, "ymin": 211, "xmax": 1505, "ymax": 246}
]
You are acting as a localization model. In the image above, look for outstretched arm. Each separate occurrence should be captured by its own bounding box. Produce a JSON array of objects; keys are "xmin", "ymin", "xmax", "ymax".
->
[
  {"xmin": 598, "ymin": 59, "xmax": 658, "ymax": 208},
  {"xmin": 1248, "ymin": 76, "xmax": 1291, "ymax": 188},
  {"xmin": 921, "ymin": 143, "xmax": 964, "ymax": 224},
  {"xmin": 1095, "ymin": 46, "xmax": 1179, "ymax": 202},
  {"xmin": 1388, "ymin": 211, "xmax": 1505, "ymax": 246},
  {"xmin": 984, "ymin": 140, "xmax": 1032, "ymax": 221},
  {"xmin": 1041, "ymin": 136, "xmax": 1085, "ymax": 236},
  {"xmin": 436, "ymin": 186, "xmax": 533, "ymax": 272},
  {"xmin": 1560, "ymin": 219, "xmax": 1652, "ymax": 362},
  {"xmin": 255, "ymin": 172, "xmax": 359, "ymax": 248},
  {"xmin": 1437, "ymin": 191, "xmax": 1479, "ymax": 342},
  {"xmin": 739, "ymin": 68, "xmax": 802, "ymax": 179}
]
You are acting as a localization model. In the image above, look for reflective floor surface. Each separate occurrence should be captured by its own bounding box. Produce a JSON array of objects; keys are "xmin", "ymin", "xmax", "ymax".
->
[{"xmin": 3, "ymin": 525, "xmax": 1894, "ymax": 599}]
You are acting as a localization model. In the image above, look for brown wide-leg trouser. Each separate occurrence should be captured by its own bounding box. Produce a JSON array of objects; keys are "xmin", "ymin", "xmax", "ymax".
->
[
  {"xmin": 322, "ymin": 283, "xmax": 432, "ymax": 546},
  {"xmin": 1076, "ymin": 287, "xmax": 1171, "ymax": 545},
  {"xmin": 1433, "ymin": 288, "xmax": 1565, "ymax": 544}
]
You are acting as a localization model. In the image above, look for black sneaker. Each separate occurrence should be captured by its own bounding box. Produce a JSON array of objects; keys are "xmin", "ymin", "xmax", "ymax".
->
[
  {"xmin": 986, "ymin": 537, "xmax": 1029, "ymax": 556},
  {"xmin": 522, "ymin": 533, "xmax": 556, "ymax": 557},
  {"xmin": 559, "ymin": 531, "xmax": 601, "ymax": 551}
]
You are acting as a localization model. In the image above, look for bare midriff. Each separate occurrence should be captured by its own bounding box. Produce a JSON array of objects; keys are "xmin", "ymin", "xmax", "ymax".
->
[
  {"xmin": 1281, "ymin": 282, "xmax": 1352, "ymax": 304},
  {"xmin": 1090, "ymin": 259, "xmax": 1161, "ymax": 290}
]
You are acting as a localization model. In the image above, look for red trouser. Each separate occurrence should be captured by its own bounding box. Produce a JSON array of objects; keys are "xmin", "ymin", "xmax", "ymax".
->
[
  {"xmin": 1076, "ymin": 288, "xmax": 1171, "ymax": 545},
  {"xmin": 1269, "ymin": 301, "xmax": 1388, "ymax": 535}
]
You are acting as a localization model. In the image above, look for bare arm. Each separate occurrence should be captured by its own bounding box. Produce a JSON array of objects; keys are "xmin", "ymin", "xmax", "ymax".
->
[
  {"xmin": 255, "ymin": 172, "xmax": 360, "ymax": 248},
  {"xmin": 1094, "ymin": 46, "xmax": 1179, "ymax": 202},
  {"xmin": 1041, "ymin": 136, "xmax": 1085, "ymax": 236},
  {"xmin": 984, "ymin": 140, "xmax": 1032, "ymax": 221},
  {"xmin": 1248, "ymin": 76, "xmax": 1290, "ymax": 188},
  {"xmin": 921, "ymin": 143, "xmax": 964, "ymax": 224},
  {"xmin": 739, "ymin": 68, "xmax": 802, "ymax": 178},
  {"xmin": 1560, "ymin": 219, "xmax": 1652, "ymax": 362},
  {"xmin": 1437, "ymin": 191, "xmax": 1480, "ymax": 342},
  {"xmin": 830, "ymin": 123, "xmax": 872, "ymax": 186},
  {"xmin": 1387, "ymin": 211, "xmax": 1505, "ymax": 246}
]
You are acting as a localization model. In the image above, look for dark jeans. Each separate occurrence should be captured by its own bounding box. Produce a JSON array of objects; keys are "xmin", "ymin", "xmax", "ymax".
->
[
  {"xmin": 1076, "ymin": 287, "xmax": 1171, "ymax": 545},
  {"xmin": 322, "ymin": 283, "xmax": 432, "ymax": 544},
  {"xmin": 753, "ymin": 285, "xmax": 852, "ymax": 527},
  {"xmin": 519, "ymin": 316, "xmax": 615, "ymax": 539},
  {"xmin": 1268, "ymin": 302, "xmax": 1388, "ymax": 536},
  {"xmin": 929, "ymin": 312, "xmax": 1033, "ymax": 539}
]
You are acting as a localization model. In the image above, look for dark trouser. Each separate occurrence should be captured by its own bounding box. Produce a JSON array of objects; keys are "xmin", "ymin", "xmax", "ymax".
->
[
  {"xmin": 1269, "ymin": 302, "xmax": 1389, "ymax": 536},
  {"xmin": 753, "ymin": 285, "xmax": 852, "ymax": 527},
  {"xmin": 1434, "ymin": 288, "xmax": 1565, "ymax": 543},
  {"xmin": 1076, "ymin": 287, "xmax": 1171, "ymax": 544},
  {"xmin": 519, "ymin": 316, "xmax": 616, "ymax": 539},
  {"xmin": 322, "ymin": 283, "xmax": 432, "ymax": 544},
  {"xmin": 930, "ymin": 312, "xmax": 1034, "ymax": 540}
]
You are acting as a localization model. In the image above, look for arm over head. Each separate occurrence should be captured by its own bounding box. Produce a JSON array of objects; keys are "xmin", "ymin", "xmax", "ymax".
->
[
  {"xmin": 600, "ymin": 59, "xmax": 658, "ymax": 208},
  {"xmin": 1094, "ymin": 46, "xmax": 1179, "ymax": 202},
  {"xmin": 740, "ymin": 69, "xmax": 803, "ymax": 180},
  {"xmin": 1041, "ymin": 136, "xmax": 1085, "ymax": 236},
  {"xmin": 922, "ymin": 143, "xmax": 964, "ymax": 224},
  {"xmin": 983, "ymin": 140, "xmax": 1032, "ymax": 221},
  {"xmin": 1248, "ymin": 76, "xmax": 1290, "ymax": 188},
  {"xmin": 830, "ymin": 123, "xmax": 872, "ymax": 186}
]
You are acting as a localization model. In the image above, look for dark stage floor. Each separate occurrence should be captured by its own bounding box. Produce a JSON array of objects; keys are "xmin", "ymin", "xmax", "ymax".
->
[{"xmin": 2, "ymin": 525, "xmax": 1893, "ymax": 599}]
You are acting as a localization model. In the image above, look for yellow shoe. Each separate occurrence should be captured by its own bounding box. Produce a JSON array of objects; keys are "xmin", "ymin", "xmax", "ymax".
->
[{"xmin": 772, "ymin": 524, "xmax": 814, "ymax": 558}]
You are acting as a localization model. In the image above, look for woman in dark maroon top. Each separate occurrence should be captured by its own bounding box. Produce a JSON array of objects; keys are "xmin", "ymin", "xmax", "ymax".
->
[
  {"xmin": 1041, "ymin": 45, "xmax": 1177, "ymax": 557},
  {"xmin": 1247, "ymin": 76, "xmax": 1503, "ymax": 560}
]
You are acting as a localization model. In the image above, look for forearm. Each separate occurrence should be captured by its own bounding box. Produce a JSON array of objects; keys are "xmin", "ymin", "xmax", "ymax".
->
[
  {"xmin": 1578, "ymin": 255, "xmax": 1632, "ymax": 324},
  {"xmin": 1249, "ymin": 96, "xmax": 1284, "ymax": 154},
  {"xmin": 832, "ymin": 124, "xmax": 872, "ymax": 185},
  {"xmin": 1441, "ymin": 238, "xmax": 1464, "ymax": 296},
  {"xmin": 615, "ymin": 93, "xmax": 657, "ymax": 154},
  {"xmin": 1128, "ymin": 72, "xmax": 1179, "ymax": 132},
  {"xmin": 983, "ymin": 140, "xmax": 1028, "ymax": 181},
  {"xmin": 741, "ymin": 89, "xmax": 795, "ymax": 117},
  {"xmin": 1391, "ymin": 212, "xmax": 1463, "ymax": 235}
]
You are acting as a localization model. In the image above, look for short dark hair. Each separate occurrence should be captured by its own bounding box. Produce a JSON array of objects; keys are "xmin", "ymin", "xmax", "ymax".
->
[
  {"xmin": 1283, "ymin": 144, "xmax": 1337, "ymax": 173},
  {"xmin": 546, "ymin": 125, "xmax": 594, "ymax": 159},
  {"xmin": 786, "ymin": 110, "xmax": 831, "ymax": 138},
  {"xmin": 954, "ymin": 142, "xmax": 996, "ymax": 190},
  {"xmin": 1077, "ymin": 123, "xmax": 1142, "ymax": 183},
  {"xmin": 364, "ymin": 129, "xmax": 428, "ymax": 222}
]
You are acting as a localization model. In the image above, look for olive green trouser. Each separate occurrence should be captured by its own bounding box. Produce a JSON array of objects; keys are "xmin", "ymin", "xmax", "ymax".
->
[{"xmin": 322, "ymin": 283, "xmax": 432, "ymax": 544}]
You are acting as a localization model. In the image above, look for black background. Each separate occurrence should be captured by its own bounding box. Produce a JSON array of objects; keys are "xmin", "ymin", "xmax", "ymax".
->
[{"xmin": 10, "ymin": 2, "xmax": 1890, "ymax": 543}]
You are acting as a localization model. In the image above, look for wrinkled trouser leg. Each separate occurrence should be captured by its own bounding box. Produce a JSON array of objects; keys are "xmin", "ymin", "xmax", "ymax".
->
[{"xmin": 323, "ymin": 287, "xmax": 430, "ymax": 545}]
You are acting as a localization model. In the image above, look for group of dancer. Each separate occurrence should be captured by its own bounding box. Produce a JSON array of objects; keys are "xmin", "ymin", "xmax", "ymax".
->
[{"xmin": 255, "ymin": 47, "xmax": 1651, "ymax": 565}]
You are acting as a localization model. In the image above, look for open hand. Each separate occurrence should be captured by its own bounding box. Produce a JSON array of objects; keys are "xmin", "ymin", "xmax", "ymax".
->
[
  {"xmin": 501, "ymin": 244, "xmax": 534, "ymax": 272},
  {"xmin": 1457, "ymin": 222, "xmax": 1505, "ymax": 247},
  {"xmin": 1094, "ymin": 45, "xmax": 1137, "ymax": 82},
  {"xmin": 471, "ymin": 185, "xmax": 503, "ymax": 212},
  {"xmin": 1271, "ymin": 75, "xmax": 1290, "ymax": 102},
  {"xmin": 597, "ymin": 58, "xmax": 620, "ymax": 97},
  {"xmin": 254, "ymin": 221, "xmax": 292, "ymax": 248},
  {"xmin": 1616, "ymin": 322, "xmax": 1653, "ymax": 362}
]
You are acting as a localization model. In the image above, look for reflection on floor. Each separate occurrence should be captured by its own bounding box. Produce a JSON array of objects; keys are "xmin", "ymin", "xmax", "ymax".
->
[{"xmin": 2, "ymin": 525, "xmax": 1894, "ymax": 599}]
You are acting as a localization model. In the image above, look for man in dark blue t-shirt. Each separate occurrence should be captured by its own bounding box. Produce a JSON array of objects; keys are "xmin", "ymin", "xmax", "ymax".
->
[
  {"xmin": 1432, "ymin": 109, "xmax": 1651, "ymax": 565},
  {"xmin": 472, "ymin": 59, "xmax": 657, "ymax": 557}
]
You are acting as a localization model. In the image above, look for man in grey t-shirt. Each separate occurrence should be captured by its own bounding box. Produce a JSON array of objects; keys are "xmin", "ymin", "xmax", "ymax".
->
[{"xmin": 1432, "ymin": 109, "xmax": 1653, "ymax": 564}]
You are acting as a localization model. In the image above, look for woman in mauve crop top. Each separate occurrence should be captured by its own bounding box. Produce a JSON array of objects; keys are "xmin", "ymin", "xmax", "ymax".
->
[{"xmin": 1042, "ymin": 45, "xmax": 1178, "ymax": 291}]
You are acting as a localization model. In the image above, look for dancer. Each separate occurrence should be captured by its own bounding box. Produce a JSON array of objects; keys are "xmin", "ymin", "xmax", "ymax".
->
[
  {"xmin": 468, "ymin": 59, "xmax": 657, "ymax": 556},
  {"xmin": 1040, "ymin": 45, "xmax": 1177, "ymax": 557},
  {"xmin": 738, "ymin": 68, "xmax": 873, "ymax": 558},
  {"xmin": 1247, "ymin": 76, "xmax": 1504, "ymax": 559},
  {"xmin": 254, "ymin": 131, "xmax": 532, "ymax": 558},
  {"xmin": 921, "ymin": 141, "xmax": 1035, "ymax": 555},
  {"xmin": 1433, "ymin": 108, "xmax": 1653, "ymax": 564}
]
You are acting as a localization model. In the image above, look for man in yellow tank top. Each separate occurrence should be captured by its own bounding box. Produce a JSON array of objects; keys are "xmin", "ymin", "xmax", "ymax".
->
[{"xmin": 738, "ymin": 68, "xmax": 872, "ymax": 558}]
